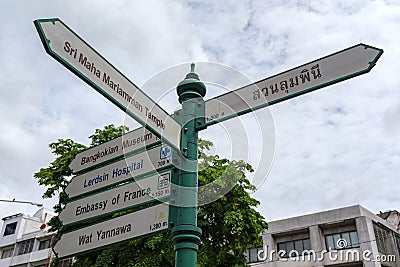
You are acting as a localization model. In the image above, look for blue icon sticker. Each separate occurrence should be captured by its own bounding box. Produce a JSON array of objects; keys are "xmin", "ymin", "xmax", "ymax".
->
[{"xmin": 160, "ymin": 145, "xmax": 171, "ymax": 160}]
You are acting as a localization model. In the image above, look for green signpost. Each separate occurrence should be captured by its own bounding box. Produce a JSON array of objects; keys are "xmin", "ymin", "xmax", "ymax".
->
[
  {"xmin": 34, "ymin": 18, "xmax": 383, "ymax": 267},
  {"xmin": 170, "ymin": 64, "xmax": 206, "ymax": 265}
]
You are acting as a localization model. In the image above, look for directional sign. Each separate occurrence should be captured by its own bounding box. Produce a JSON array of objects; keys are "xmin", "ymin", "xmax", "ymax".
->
[
  {"xmin": 34, "ymin": 18, "xmax": 181, "ymax": 150},
  {"xmin": 66, "ymin": 144, "xmax": 172, "ymax": 199},
  {"xmin": 60, "ymin": 171, "xmax": 171, "ymax": 226},
  {"xmin": 204, "ymin": 43, "xmax": 383, "ymax": 126},
  {"xmin": 54, "ymin": 203, "xmax": 168, "ymax": 259},
  {"xmin": 70, "ymin": 127, "xmax": 160, "ymax": 174}
]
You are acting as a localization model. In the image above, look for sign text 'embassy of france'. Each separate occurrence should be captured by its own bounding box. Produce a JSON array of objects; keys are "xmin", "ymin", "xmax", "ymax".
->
[
  {"xmin": 65, "ymin": 144, "xmax": 172, "ymax": 199},
  {"xmin": 60, "ymin": 171, "xmax": 171, "ymax": 226},
  {"xmin": 34, "ymin": 19, "xmax": 181, "ymax": 150},
  {"xmin": 69, "ymin": 127, "xmax": 160, "ymax": 174},
  {"xmin": 54, "ymin": 203, "xmax": 168, "ymax": 258},
  {"xmin": 205, "ymin": 44, "xmax": 383, "ymax": 126}
]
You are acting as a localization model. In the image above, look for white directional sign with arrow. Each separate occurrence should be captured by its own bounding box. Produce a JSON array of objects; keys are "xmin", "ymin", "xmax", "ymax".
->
[
  {"xmin": 54, "ymin": 203, "xmax": 169, "ymax": 259},
  {"xmin": 65, "ymin": 144, "xmax": 172, "ymax": 199},
  {"xmin": 204, "ymin": 43, "xmax": 383, "ymax": 126},
  {"xmin": 69, "ymin": 127, "xmax": 160, "ymax": 174},
  {"xmin": 34, "ymin": 18, "xmax": 181, "ymax": 150},
  {"xmin": 60, "ymin": 170, "xmax": 171, "ymax": 226}
]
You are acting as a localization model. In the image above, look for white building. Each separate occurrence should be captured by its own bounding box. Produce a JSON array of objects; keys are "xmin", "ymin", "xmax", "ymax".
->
[
  {"xmin": 247, "ymin": 205, "xmax": 400, "ymax": 267},
  {"xmin": 0, "ymin": 207, "xmax": 71, "ymax": 267}
]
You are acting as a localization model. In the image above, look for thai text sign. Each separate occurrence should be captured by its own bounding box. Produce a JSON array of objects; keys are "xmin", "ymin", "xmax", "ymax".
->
[{"xmin": 205, "ymin": 43, "xmax": 383, "ymax": 125}]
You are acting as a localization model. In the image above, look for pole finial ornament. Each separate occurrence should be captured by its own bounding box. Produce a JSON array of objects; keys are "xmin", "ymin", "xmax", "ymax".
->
[{"xmin": 190, "ymin": 63, "xmax": 195, "ymax": 73}]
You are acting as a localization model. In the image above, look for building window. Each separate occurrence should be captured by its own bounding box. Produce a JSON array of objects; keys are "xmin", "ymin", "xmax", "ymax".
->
[
  {"xmin": 58, "ymin": 258, "xmax": 72, "ymax": 267},
  {"xmin": 1, "ymin": 246, "xmax": 14, "ymax": 259},
  {"xmin": 325, "ymin": 231, "xmax": 359, "ymax": 250},
  {"xmin": 373, "ymin": 223, "xmax": 395, "ymax": 255},
  {"xmin": 245, "ymin": 246, "xmax": 264, "ymax": 263},
  {"xmin": 39, "ymin": 239, "xmax": 52, "ymax": 250},
  {"xmin": 3, "ymin": 222, "xmax": 17, "ymax": 236},
  {"xmin": 14, "ymin": 239, "xmax": 34, "ymax": 256},
  {"xmin": 277, "ymin": 238, "xmax": 311, "ymax": 258}
]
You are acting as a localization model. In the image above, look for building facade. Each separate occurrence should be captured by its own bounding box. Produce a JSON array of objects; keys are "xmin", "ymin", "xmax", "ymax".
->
[
  {"xmin": 0, "ymin": 208, "xmax": 71, "ymax": 267},
  {"xmin": 247, "ymin": 205, "xmax": 400, "ymax": 267},
  {"xmin": 2, "ymin": 205, "xmax": 399, "ymax": 266}
]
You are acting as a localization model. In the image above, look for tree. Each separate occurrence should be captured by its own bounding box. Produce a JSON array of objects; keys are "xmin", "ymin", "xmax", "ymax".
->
[{"xmin": 35, "ymin": 125, "xmax": 267, "ymax": 266}]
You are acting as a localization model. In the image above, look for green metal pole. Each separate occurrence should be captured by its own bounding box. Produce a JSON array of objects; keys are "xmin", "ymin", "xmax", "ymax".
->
[{"xmin": 171, "ymin": 63, "xmax": 206, "ymax": 267}]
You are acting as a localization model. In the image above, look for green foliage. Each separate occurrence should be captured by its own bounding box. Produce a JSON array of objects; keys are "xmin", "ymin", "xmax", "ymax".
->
[
  {"xmin": 34, "ymin": 138, "xmax": 86, "ymax": 200},
  {"xmin": 34, "ymin": 125, "xmax": 129, "ymax": 232},
  {"xmin": 35, "ymin": 125, "xmax": 267, "ymax": 267},
  {"xmin": 89, "ymin": 124, "xmax": 128, "ymax": 146},
  {"xmin": 34, "ymin": 138, "xmax": 86, "ymax": 236},
  {"xmin": 196, "ymin": 139, "xmax": 267, "ymax": 266}
]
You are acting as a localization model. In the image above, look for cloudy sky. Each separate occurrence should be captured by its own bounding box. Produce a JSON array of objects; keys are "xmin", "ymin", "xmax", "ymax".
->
[{"xmin": 0, "ymin": 0, "xmax": 399, "ymax": 226}]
